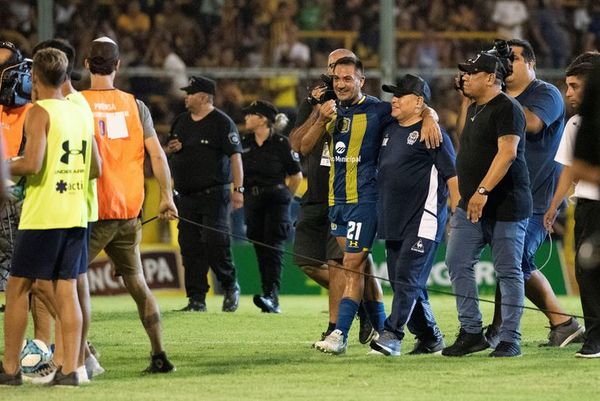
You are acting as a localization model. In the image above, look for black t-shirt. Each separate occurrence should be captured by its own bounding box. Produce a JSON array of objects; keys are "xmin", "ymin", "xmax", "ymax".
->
[
  {"xmin": 294, "ymin": 99, "xmax": 331, "ymax": 204},
  {"xmin": 168, "ymin": 108, "xmax": 242, "ymax": 193},
  {"xmin": 457, "ymin": 92, "xmax": 532, "ymax": 221},
  {"xmin": 241, "ymin": 132, "xmax": 302, "ymax": 187},
  {"xmin": 574, "ymin": 64, "xmax": 600, "ymax": 168}
]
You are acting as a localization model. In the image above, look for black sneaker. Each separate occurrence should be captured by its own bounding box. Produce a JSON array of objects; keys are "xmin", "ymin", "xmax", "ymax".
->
[
  {"xmin": 357, "ymin": 304, "xmax": 375, "ymax": 344},
  {"xmin": 222, "ymin": 283, "xmax": 240, "ymax": 312},
  {"xmin": 0, "ymin": 362, "xmax": 22, "ymax": 386},
  {"xmin": 409, "ymin": 336, "xmax": 445, "ymax": 355},
  {"xmin": 442, "ymin": 328, "xmax": 489, "ymax": 357},
  {"xmin": 0, "ymin": 304, "xmax": 4, "ymax": 313},
  {"xmin": 253, "ymin": 294, "xmax": 281, "ymax": 313},
  {"xmin": 49, "ymin": 366, "xmax": 79, "ymax": 387},
  {"xmin": 484, "ymin": 324, "xmax": 501, "ymax": 349},
  {"xmin": 575, "ymin": 343, "xmax": 600, "ymax": 358},
  {"xmin": 176, "ymin": 300, "xmax": 206, "ymax": 312},
  {"xmin": 540, "ymin": 318, "xmax": 585, "ymax": 347},
  {"xmin": 489, "ymin": 341, "xmax": 521, "ymax": 357},
  {"xmin": 143, "ymin": 351, "xmax": 176, "ymax": 374}
]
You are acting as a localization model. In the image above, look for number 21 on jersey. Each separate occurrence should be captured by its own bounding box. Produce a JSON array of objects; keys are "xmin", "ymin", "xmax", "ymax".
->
[{"xmin": 347, "ymin": 221, "xmax": 362, "ymax": 248}]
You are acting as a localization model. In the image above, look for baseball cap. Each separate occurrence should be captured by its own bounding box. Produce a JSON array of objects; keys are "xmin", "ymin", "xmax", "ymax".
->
[
  {"xmin": 242, "ymin": 100, "xmax": 278, "ymax": 122},
  {"xmin": 180, "ymin": 76, "xmax": 216, "ymax": 95},
  {"xmin": 458, "ymin": 51, "xmax": 505, "ymax": 79},
  {"xmin": 89, "ymin": 36, "xmax": 119, "ymax": 63},
  {"xmin": 33, "ymin": 39, "xmax": 81, "ymax": 81},
  {"xmin": 382, "ymin": 74, "xmax": 431, "ymax": 103}
]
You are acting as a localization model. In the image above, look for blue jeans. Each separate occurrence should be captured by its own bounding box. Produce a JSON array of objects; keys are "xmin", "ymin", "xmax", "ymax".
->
[
  {"xmin": 446, "ymin": 208, "xmax": 527, "ymax": 343},
  {"xmin": 521, "ymin": 213, "xmax": 547, "ymax": 280}
]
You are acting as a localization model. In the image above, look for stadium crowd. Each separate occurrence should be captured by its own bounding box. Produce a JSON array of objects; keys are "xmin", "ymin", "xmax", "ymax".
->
[{"xmin": 1, "ymin": 0, "xmax": 600, "ymax": 136}]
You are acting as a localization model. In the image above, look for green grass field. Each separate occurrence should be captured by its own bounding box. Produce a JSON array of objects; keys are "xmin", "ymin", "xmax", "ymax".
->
[{"xmin": 0, "ymin": 292, "xmax": 598, "ymax": 401}]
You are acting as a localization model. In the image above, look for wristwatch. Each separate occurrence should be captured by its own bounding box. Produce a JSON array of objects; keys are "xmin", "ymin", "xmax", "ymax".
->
[
  {"xmin": 233, "ymin": 186, "xmax": 245, "ymax": 194},
  {"xmin": 477, "ymin": 186, "xmax": 490, "ymax": 196}
]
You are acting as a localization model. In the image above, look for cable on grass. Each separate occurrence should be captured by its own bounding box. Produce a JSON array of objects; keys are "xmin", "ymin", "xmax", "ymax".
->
[{"xmin": 154, "ymin": 214, "xmax": 595, "ymax": 322}]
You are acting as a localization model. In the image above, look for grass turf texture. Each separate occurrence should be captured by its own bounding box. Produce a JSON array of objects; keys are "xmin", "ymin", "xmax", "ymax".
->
[{"xmin": 0, "ymin": 293, "xmax": 598, "ymax": 401}]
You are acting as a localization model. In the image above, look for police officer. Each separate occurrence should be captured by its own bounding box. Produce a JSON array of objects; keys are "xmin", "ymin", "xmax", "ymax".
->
[
  {"xmin": 166, "ymin": 76, "xmax": 243, "ymax": 312},
  {"xmin": 241, "ymin": 100, "xmax": 302, "ymax": 313}
]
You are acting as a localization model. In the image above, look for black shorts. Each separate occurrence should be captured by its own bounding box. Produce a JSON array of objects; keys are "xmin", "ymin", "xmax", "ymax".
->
[
  {"xmin": 293, "ymin": 202, "xmax": 343, "ymax": 266},
  {"xmin": 11, "ymin": 227, "xmax": 87, "ymax": 280},
  {"xmin": 79, "ymin": 222, "xmax": 94, "ymax": 275}
]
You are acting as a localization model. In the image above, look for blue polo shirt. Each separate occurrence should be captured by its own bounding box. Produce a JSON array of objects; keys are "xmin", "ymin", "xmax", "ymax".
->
[
  {"xmin": 377, "ymin": 121, "xmax": 456, "ymax": 242},
  {"xmin": 515, "ymin": 79, "xmax": 565, "ymax": 213}
]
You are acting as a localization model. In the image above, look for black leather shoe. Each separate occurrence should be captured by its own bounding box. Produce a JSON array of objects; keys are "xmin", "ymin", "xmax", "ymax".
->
[
  {"xmin": 176, "ymin": 300, "xmax": 206, "ymax": 312},
  {"xmin": 143, "ymin": 351, "xmax": 176, "ymax": 374},
  {"xmin": 253, "ymin": 294, "xmax": 281, "ymax": 313},
  {"xmin": 222, "ymin": 283, "xmax": 240, "ymax": 312}
]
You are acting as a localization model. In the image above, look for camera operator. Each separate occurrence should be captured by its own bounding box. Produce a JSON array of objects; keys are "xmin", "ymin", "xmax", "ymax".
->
[
  {"xmin": 0, "ymin": 41, "xmax": 32, "ymax": 313},
  {"xmin": 443, "ymin": 51, "xmax": 531, "ymax": 358},
  {"xmin": 483, "ymin": 39, "xmax": 584, "ymax": 348}
]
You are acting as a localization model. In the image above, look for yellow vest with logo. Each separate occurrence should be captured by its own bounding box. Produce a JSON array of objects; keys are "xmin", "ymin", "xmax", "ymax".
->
[
  {"xmin": 66, "ymin": 91, "xmax": 98, "ymax": 222},
  {"xmin": 19, "ymin": 99, "xmax": 91, "ymax": 229}
]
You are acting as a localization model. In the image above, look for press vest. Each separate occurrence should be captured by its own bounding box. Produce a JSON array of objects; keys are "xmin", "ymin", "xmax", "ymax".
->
[
  {"xmin": 19, "ymin": 100, "xmax": 90, "ymax": 229},
  {"xmin": 0, "ymin": 103, "xmax": 32, "ymax": 159},
  {"xmin": 81, "ymin": 89, "xmax": 145, "ymax": 220},
  {"xmin": 66, "ymin": 91, "xmax": 98, "ymax": 222}
]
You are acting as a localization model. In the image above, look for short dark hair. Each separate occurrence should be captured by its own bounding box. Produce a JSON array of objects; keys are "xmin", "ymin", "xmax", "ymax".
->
[
  {"xmin": 565, "ymin": 51, "xmax": 600, "ymax": 78},
  {"xmin": 33, "ymin": 39, "xmax": 75, "ymax": 77},
  {"xmin": 33, "ymin": 48, "xmax": 67, "ymax": 87},
  {"xmin": 508, "ymin": 39, "xmax": 536, "ymax": 63},
  {"xmin": 332, "ymin": 56, "xmax": 363, "ymax": 76}
]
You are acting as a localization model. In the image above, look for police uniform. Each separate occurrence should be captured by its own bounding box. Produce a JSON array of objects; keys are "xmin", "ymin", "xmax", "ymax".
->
[
  {"xmin": 169, "ymin": 107, "xmax": 241, "ymax": 305},
  {"xmin": 241, "ymin": 121, "xmax": 301, "ymax": 310}
]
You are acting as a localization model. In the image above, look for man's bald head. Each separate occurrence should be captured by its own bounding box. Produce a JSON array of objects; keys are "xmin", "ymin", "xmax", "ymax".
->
[{"xmin": 327, "ymin": 49, "xmax": 356, "ymax": 73}]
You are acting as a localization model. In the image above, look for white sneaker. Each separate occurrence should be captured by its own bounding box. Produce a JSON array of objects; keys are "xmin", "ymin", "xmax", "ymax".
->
[
  {"xmin": 23, "ymin": 361, "xmax": 57, "ymax": 384},
  {"xmin": 77, "ymin": 365, "xmax": 90, "ymax": 384},
  {"xmin": 85, "ymin": 354, "xmax": 105, "ymax": 379},
  {"xmin": 314, "ymin": 329, "xmax": 347, "ymax": 355}
]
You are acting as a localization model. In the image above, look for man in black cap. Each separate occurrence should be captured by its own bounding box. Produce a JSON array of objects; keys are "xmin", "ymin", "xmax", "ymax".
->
[
  {"xmin": 442, "ymin": 51, "xmax": 532, "ymax": 358},
  {"xmin": 369, "ymin": 74, "xmax": 459, "ymax": 356},
  {"xmin": 165, "ymin": 75, "xmax": 242, "ymax": 313}
]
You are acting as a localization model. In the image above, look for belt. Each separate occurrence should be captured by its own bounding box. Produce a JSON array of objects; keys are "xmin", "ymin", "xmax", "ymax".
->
[
  {"xmin": 247, "ymin": 183, "xmax": 286, "ymax": 196},
  {"xmin": 177, "ymin": 184, "xmax": 231, "ymax": 196}
]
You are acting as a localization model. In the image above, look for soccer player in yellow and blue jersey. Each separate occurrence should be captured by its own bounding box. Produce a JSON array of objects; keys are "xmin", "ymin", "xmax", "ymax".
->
[{"xmin": 313, "ymin": 57, "xmax": 394, "ymax": 354}]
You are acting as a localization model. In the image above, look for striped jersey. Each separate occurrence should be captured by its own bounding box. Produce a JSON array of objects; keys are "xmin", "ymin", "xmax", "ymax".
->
[{"xmin": 326, "ymin": 95, "xmax": 393, "ymax": 205}]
